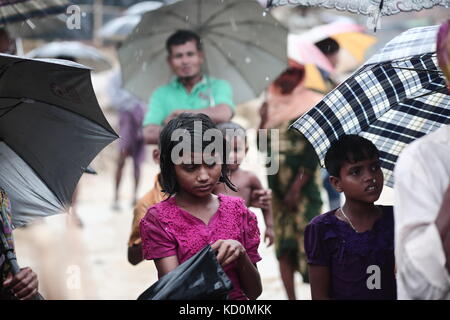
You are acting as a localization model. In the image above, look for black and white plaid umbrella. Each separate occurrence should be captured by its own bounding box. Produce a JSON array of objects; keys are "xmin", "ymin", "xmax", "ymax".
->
[{"xmin": 290, "ymin": 25, "xmax": 450, "ymax": 187}]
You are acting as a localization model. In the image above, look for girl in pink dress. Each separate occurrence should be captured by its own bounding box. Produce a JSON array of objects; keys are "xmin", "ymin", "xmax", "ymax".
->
[{"xmin": 139, "ymin": 113, "xmax": 262, "ymax": 300}]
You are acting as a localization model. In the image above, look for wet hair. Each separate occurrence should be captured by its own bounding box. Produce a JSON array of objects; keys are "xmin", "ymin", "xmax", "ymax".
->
[
  {"xmin": 158, "ymin": 113, "xmax": 236, "ymax": 195},
  {"xmin": 166, "ymin": 30, "xmax": 202, "ymax": 55},
  {"xmin": 272, "ymin": 66, "xmax": 305, "ymax": 95},
  {"xmin": 315, "ymin": 37, "xmax": 340, "ymax": 55},
  {"xmin": 324, "ymin": 134, "xmax": 380, "ymax": 177},
  {"xmin": 216, "ymin": 122, "xmax": 247, "ymax": 144}
]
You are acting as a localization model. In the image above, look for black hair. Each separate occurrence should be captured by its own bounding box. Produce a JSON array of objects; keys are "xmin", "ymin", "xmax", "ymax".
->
[
  {"xmin": 315, "ymin": 37, "xmax": 340, "ymax": 55},
  {"xmin": 166, "ymin": 30, "xmax": 202, "ymax": 55},
  {"xmin": 324, "ymin": 134, "xmax": 380, "ymax": 177},
  {"xmin": 216, "ymin": 121, "xmax": 247, "ymax": 142},
  {"xmin": 158, "ymin": 113, "xmax": 236, "ymax": 196}
]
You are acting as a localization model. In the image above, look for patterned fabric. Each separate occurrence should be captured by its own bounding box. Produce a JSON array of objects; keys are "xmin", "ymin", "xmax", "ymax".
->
[
  {"xmin": 267, "ymin": 0, "xmax": 449, "ymax": 16},
  {"xmin": 139, "ymin": 194, "xmax": 261, "ymax": 300},
  {"xmin": 0, "ymin": 188, "xmax": 14, "ymax": 297},
  {"xmin": 0, "ymin": 0, "xmax": 70, "ymax": 24},
  {"xmin": 128, "ymin": 174, "xmax": 167, "ymax": 246},
  {"xmin": 267, "ymin": 120, "xmax": 322, "ymax": 282},
  {"xmin": 290, "ymin": 25, "xmax": 450, "ymax": 187}
]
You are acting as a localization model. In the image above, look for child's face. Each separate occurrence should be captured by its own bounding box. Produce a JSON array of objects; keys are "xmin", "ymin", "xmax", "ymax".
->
[
  {"xmin": 331, "ymin": 156, "xmax": 384, "ymax": 203},
  {"xmin": 174, "ymin": 152, "xmax": 222, "ymax": 197},
  {"xmin": 227, "ymin": 136, "xmax": 248, "ymax": 171}
]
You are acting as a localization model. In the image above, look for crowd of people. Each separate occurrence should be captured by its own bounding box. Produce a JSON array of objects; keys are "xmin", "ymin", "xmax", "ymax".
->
[{"xmin": 1, "ymin": 17, "xmax": 450, "ymax": 301}]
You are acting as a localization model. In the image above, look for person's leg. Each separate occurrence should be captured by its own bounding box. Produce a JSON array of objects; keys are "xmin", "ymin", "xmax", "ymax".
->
[
  {"xmin": 279, "ymin": 253, "xmax": 296, "ymax": 300},
  {"xmin": 69, "ymin": 187, "xmax": 83, "ymax": 227},
  {"xmin": 132, "ymin": 157, "xmax": 141, "ymax": 206},
  {"xmin": 113, "ymin": 151, "xmax": 127, "ymax": 210}
]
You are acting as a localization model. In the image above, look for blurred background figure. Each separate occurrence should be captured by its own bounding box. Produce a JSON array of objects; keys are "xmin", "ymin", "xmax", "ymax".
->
[
  {"xmin": 259, "ymin": 66, "xmax": 323, "ymax": 300},
  {"xmin": 0, "ymin": 28, "xmax": 15, "ymax": 54},
  {"xmin": 107, "ymin": 66, "xmax": 146, "ymax": 210},
  {"xmin": 313, "ymin": 37, "xmax": 342, "ymax": 211}
]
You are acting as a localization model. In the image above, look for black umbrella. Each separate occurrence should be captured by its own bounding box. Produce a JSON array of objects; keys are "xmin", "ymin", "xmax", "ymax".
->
[{"xmin": 0, "ymin": 54, "xmax": 118, "ymax": 228}]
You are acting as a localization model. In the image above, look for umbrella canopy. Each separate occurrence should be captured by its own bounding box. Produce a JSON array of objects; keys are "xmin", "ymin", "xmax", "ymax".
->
[
  {"xmin": 0, "ymin": 0, "xmax": 70, "ymax": 25},
  {"xmin": 0, "ymin": 54, "xmax": 118, "ymax": 228},
  {"xmin": 98, "ymin": 1, "xmax": 164, "ymax": 42},
  {"xmin": 266, "ymin": 0, "xmax": 449, "ymax": 15},
  {"xmin": 98, "ymin": 14, "xmax": 142, "ymax": 42},
  {"xmin": 25, "ymin": 41, "xmax": 112, "ymax": 72},
  {"xmin": 290, "ymin": 25, "xmax": 450, "ymax": 187},
  {"xmin": 118, "ymin": 0, "xmax": 288, "ymax": 104},
  {"xmin": 124, "ymin": 1, "xmax": 164, "ymax": 15}
]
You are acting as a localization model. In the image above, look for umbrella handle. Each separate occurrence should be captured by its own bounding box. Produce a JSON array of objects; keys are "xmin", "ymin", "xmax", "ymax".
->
[
  {"xmin": 5, "ymin": 250, "xmax": 44, "ymax": 300},
  {"xmin": 5, "ymin": 250, "xmax": 20, "ymax": 274}
]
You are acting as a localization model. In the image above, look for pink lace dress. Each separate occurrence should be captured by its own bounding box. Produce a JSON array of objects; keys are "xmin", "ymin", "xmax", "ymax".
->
[{"xmin": 140, "ymin": 194, "xmax": 262, "ymax": 300}]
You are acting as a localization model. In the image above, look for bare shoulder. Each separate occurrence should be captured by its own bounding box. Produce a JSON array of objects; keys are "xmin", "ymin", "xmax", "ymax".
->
[{"xmin": 238, "ymin": 169, "xmax": 263, "ymax": 189}]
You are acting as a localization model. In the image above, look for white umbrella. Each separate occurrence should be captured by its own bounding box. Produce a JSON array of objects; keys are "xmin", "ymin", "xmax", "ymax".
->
[
  {"xmin": 25, "ymin": 41, "xmax": 112, "ymax": 72},
  {"xmin": 98, "ymin": 15, "xmax": 142, "ymax": 42},
  {"xmin": 265, "ymin": 0, "xmax": 450, "ymax": 31},
  {"xmin": 124, "ymin": 1, "xmax": 164, "ymax": 15},
  {"xmin": 99, "ymin": 1, "xmax": 165, "ymax": 42}
]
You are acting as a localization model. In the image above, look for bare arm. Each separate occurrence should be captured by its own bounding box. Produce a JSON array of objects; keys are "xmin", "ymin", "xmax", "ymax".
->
[
  {"xmin": 235, "ymin": 254, "xmax": 263, "ymax": 300},
  {"xmin": 154, "ymin": 255, "xmax": 179, "ymax": 279},
  {"xmin": 249, "ymin": 174, "xmax": 274, "ymax": 246},
  {"xmin": 195, "ymin": 104, "xmax": 233, "ymax": 124},
  {"xmin": 309, "ymin": 265, "xmax": 331, "ymax": 300},
  {"xmin": 212, "ymin": 239, "xmax": 262, "ymax": 300},
  {"xmin": 435, "ymin": 183, "xmax": 450, "ymax": 273},
  {"xmin": 143, "ymin": 124, "xmax": 162, "ymax": 145},
  {"xmin": 165, "ymin": 104, "xmax": 233, "ymax": 125}
]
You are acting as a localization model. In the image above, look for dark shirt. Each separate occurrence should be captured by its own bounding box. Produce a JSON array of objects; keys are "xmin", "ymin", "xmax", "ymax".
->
[{"xmin": 304, "ymin": 206, "xmax": 397, "ymax": 300}]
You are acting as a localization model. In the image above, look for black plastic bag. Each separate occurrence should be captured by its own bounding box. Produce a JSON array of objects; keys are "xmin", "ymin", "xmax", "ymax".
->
[{"xmin": 137, "ymin": 245, "xmax": 233, "ymax": 300}]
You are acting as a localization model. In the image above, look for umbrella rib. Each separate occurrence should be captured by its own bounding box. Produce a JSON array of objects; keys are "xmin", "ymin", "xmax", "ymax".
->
[
  {"xmin": 0, "ymin": 139, "xmax": 66, "ymax": 209},
  {"xmin": 206, "ymin": 20, "xmax": 283, "ymax": 31},
  {"xmin": 201, "ymin": 2, "xmax": 254, "ymax": 27},
  {"xmin": 207, "ymin": 30, "xmax": 283, "ymax": 60},
  {"xmin": 0, "ymin": 101, "xmax": 21, "ymax": 119},
  {"xmin": 204, "ymin": 35, "xmax": 256, "ymax": 93},
  {"xmin": 390, "ymin": 66, "xmax": 444, "ymax": 74},
  {"xmin": 160, "ymin": 11, "xmax": 197, "ymax": 28}
]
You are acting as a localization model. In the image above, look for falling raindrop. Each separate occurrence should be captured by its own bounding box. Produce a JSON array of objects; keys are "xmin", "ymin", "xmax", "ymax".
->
[
  {"xmin": 265, "ymin": 76, "xmax": 270, "ymax": 81},
  {"xmin": 262, "ymin": 11, "xmax": 267, "ymax": 17},
  {"xmin": 245, "ymin": 57, "xmax": 251, "ymax": 64},
  {"xmin": 142, "ymin": 62, "xmax": 148, "ymax": 71},
  {"xmin": 185, "ymin": 15, "xmax": 189, "ymax": 21}
]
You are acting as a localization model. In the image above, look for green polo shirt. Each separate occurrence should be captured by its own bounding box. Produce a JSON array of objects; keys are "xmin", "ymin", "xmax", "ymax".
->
[{"xmin": 143, "ymin": 76, "xmax": 235, "ymax": 126}]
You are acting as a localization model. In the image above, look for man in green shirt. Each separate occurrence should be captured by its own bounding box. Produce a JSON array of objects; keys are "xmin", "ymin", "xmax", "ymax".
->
[{"xmin": 143, "ymin": 30, "xmax": 235, "ymax": 144}]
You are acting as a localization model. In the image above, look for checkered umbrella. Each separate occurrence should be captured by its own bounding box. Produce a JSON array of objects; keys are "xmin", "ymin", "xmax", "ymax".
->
[{"xmin": 290, "ymin": 25, "xmax": 450, "ymax": 187}]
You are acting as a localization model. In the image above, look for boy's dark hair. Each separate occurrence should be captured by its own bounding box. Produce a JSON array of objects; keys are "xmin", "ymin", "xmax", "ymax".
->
[
  {"xmin": 315, "ymin": 37, "xmax": 340, "ymax": 55},
  {"xmin": 324, "ymin": 134, "xmax": 380, "ymax": 177},
  {"xmin": 216, "ymin": 122, "xmax": 247, "ymax": 144},
  {"xmin": 166, "ymin": 30, "xmax": 202, "ymax": 55},
  {"xmin": 158, "ymin": 113, "xmax": 236, "ymax": 195}
]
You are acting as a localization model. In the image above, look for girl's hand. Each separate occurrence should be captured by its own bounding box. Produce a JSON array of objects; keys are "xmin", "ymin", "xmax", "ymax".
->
[
  {"xmin": 3, "ymin": 267, "xmax": 39, "ymax": 300},
  {"xmin": 264, "ymin": 226, "xmax": 275, "ymax": 247},
  {"xmin": 211, "ymin": 239, "xmax": 246, "ymax": 266},
  {"xmin": 250, "ymin": 189, "xmax": 272, "ymax": 210}
]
